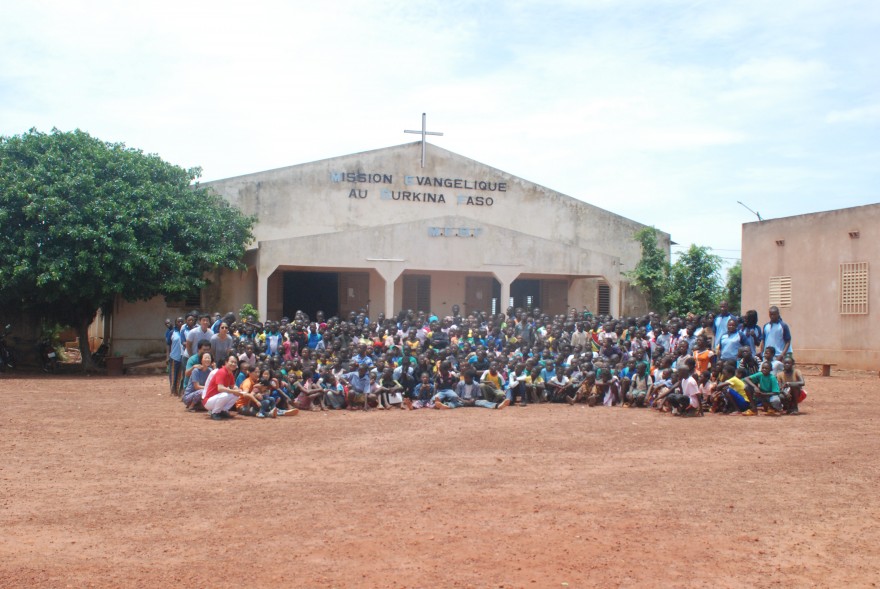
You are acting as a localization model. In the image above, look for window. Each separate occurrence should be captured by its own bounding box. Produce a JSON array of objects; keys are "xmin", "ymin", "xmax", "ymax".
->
[
  {"xmin": 402, "ymin": 275, "xmax": 431, "ymax": 313},
  {"xmin": 597, "ymin": 283, "xmax": 611, "ymax": 315},
  {"xmin": 768, "ymin": 276, "xmax": 791, "ymax": 308},
  {"xmin": 165, "ymin": 287, "xmax": 202, "ymax": 309},
  {"xmin": 840, "ymin": 262, "xmax": 869, "ymax": 314}
]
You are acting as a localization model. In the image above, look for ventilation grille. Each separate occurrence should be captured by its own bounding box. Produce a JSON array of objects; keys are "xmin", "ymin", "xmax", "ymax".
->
[
  {"xmin": 840, "ymin": 262, "xmax": 868, "ymax": 314},
  {"xmin": 769, "ymin": 276, "xmax": 791, "ymax": 308}
]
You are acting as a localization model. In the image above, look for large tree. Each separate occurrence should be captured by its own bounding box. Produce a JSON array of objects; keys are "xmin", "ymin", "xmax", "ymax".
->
[
  {"xmin": 725, "ymin": 261, "xmax": 742, "ymax": 315},
  {"xmin": 627, "ymin": 226, "xmax": 669, "ymax": 313},
  {"xmin": 0, "ymin": 128, "xmax": 255, "ymax": 369},
  {"xmin": 663, "ymin": 245, "xmax": 723, "ymax": 315}
]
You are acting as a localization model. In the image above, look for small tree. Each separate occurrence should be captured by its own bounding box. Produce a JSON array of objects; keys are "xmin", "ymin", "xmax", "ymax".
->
[
  {"xmin": 239, "ymin": 303, "xmax": 260, "ymax": 322},
  {"xmin": 627, "ymin": 227, "xmax": 669, "ymax": 313},
  {"xmin": 663, "ymin": 245, "xmax": 723, "ymax": 315},
  {"xmin": 725, "ymin": 261, "xmax": 742, "ymax": 315},
  {"xmin": 0, "ymin": 128, "xmax": 255, "ymax": 369}
]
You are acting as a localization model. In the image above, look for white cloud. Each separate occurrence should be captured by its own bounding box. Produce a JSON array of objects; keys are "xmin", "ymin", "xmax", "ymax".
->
[
  {"xmin": 826, "ymin": 104, "xmax": 880, "ymax": 123},
  {"xmin": 1, "ymin": 0, "xmax": 878, "ymax": 255}
]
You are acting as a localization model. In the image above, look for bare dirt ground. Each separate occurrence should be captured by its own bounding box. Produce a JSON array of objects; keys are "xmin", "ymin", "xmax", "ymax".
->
[{"xmin": 2, "ymin": 367, "xmax": 879, "ymax": 588}]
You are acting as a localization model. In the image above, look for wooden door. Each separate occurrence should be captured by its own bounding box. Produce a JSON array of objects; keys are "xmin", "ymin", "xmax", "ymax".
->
[{"xmin": 338, "ymin": 272, "xmax": 370, "ymax": 316}]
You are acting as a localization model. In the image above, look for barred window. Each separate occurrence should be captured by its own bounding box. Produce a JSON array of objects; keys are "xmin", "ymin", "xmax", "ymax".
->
[
  {"xmin": 769, "ymin": 276, "xmax": 791, "ymax": 308},
  {"xmin": 165, "ymin": 288, "xmax": 202, "ymax": 309},
  {"xmin": 597, "ymin": 283, "xmax": 611, "ymax": 315},
  {"xmin": 840, "ymin": 262, "xmax": 868, "ymax": 314}
]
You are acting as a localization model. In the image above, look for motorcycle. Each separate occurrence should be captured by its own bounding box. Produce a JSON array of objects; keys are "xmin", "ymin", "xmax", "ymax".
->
[
  {"xmin": 0, "ymin": 324, "xmax": 17, "ymax": 371},
  {"xmin": 37, "ymin": 337, "xmax": 58, "ymax": 373}
]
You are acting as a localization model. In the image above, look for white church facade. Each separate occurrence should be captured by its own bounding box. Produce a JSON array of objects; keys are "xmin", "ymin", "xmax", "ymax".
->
[{"xmin": 111, "ymin": 140, "xmax": 670, "ymax": 358}]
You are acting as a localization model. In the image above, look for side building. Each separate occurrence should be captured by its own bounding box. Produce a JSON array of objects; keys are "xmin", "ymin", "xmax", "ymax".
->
[
  {"xmin": 111, "ymin": 142, "xmax": 670, "ymax": 358},
  {"xmin": 741, "ymin": 203, "xmax": 878, "ymax": 370}
]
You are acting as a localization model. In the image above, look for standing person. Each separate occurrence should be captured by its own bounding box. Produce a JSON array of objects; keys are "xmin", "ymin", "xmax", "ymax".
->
[
  {"xmin": 186, "ymin": 314, "xmax": 214, "ymax": 358},
  {"xmin": 716, "ymin": 319, "xmax": 743, "ymax": 365},
  {"xmin": 179, "ymin": 313, "xmax": 197, "ymax": 363},
  {"xmin": 168, "ymin": 317, "xmax": 184, "ymax": 396},
  {"xmin": 739, "ymin": 310, "xmax": 763, "ymax": 357},
  {"xmin": 164, "ymin": 318, "xmax": 173, "ymax": 363},
  {"xmin": 713, "ymin": 301, "xmax": 734, "ymax": 350},
  {"xmin": 760, "ymin": 306, "xmax": 792, "ymax": 360},
  {"xmin": 692, "ymin": 335, "xmax": 714, "ymax": 376},
  {"xmin": 265, "ymin": 322, "xmax": 283, "ymax": 358},
  {"xmin": 210, "ymin": 322, "xmax": 235, "ymax": 362},
  {"xmin": 570, "ymin": 322, "xmax": 588, "ymax": 349}
]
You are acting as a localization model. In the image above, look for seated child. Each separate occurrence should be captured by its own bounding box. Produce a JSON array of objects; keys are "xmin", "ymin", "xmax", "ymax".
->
[
  {"xmin": 777, "ymin": 356, "xmax": 806, "ymax": 415},
  {"xmin": 665, "ymin": 363, "xmax": 701, "ymax": 416},
  {"xmin": 647, "ymin": 368, "xmax": 675, "ymax": 410},
  {"xmin": 748, "ymin": 361, "xmax": 784, "ymax": 415},
  {"xmin": 405, "ymin": 372, "xmax": 435, "ymax": 409},
  {"xmin": 595, "ymin": 369, "xmax": 622, "ymax": 406},
  {"xmin": 373, "ymin": 367, "xmax": 405, "ymax": 410},
  {"xmin": 717, "ymin": 365, "xmax": 754, "ymax": 416},
  {"xmin": 293, "ymin": 369, "xmax": 327, "ymax": 411},
  {"xmin": 626, "ymin": 361, "xmax": 652, "ymax": 407},
  {"xmin": 320, "ymin": 373, "xmax": 347, "ymax": 410},
  {"xmin": 546, "ymin": 366, "xmax": 576, "ymax": 404}
]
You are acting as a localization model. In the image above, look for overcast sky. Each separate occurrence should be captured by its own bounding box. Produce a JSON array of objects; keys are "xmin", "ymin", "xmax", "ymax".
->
[{"xmin": 3, "ymin": 0, "xmax": 878, "ymax": 269}]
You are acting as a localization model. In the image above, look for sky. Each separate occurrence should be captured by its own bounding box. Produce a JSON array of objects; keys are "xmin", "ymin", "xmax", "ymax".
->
[{"xmin": 2, "ymin": 0, "xmax": 879, "ymax": 271}]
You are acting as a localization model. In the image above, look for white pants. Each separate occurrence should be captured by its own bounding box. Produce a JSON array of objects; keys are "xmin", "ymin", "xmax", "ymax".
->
[{"xmin": 205, "ymin": 392, "xmax": 237, "ymax": 414}]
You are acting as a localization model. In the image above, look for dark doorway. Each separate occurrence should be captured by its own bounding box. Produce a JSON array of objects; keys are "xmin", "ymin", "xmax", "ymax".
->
[
  {"xmin": 511, "ymin": 279, "xmax": 541, "ymax": 311},
  {"xmin": 283, "ymin": 271, "xmax": 339, "ymax": 319}
]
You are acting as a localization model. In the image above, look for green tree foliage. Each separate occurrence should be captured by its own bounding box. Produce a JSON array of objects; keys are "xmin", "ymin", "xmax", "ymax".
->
[
  {"xmin": 664, "ymin": 245, "xmax": 723, "ymax": 315},
  {"xmin": 725, "ymin": 261, "xmax": 742, "ymax": 314},
  {"xmin": 627, "ymin": 227, "xmax": 669, "ymax": 313},
  {"xmin": 0, "ymin": 128, "xmax": 255, "ymax": 368},
  {"xmin": 239, "ymin": 303, "xmax": 260, "ymax": 322}
]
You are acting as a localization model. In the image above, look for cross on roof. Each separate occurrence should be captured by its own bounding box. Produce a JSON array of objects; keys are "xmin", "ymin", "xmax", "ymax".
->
[{"xmin": 404, "ymin": 113, "xmax": 444, "ymax": 168}]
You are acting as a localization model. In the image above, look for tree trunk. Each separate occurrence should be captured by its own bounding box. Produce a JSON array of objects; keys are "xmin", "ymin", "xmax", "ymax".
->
[{"xmin": 77, "ymin": 318, "xmax": 96, "ymax": 372}]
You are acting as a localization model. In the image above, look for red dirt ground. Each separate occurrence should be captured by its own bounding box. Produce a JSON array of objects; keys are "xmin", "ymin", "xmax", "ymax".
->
[{"xmin": 2, "ymin": 367, "xmax": 879, "ymax": 588}]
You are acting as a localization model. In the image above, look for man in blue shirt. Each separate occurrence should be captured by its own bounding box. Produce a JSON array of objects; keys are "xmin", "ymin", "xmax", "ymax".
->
[
  {"xmin": 713, "ymin": 301, "xmax": 733, "ymax": 349},
  {"xmin": 168, "ymin": 317, "xmax": 184, "ymax": 396},
  {"xmin": 761, "ymin": 306, "xmax": 792, "ymax": 360},
  {"xmin": 341, "ymin": 363, "xmax": 374, "ymax": 410}
]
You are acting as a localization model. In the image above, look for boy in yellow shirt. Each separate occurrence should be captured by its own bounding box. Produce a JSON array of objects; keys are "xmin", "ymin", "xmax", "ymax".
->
[{"xmin": 718, "ymin": 365, "xmax": 756, "ymax": 416}]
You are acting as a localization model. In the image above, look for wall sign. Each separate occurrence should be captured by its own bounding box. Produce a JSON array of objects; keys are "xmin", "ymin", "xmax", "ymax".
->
[{"xmin": 332, "ymin": 170, "xmax": 504, "ymax": 207}]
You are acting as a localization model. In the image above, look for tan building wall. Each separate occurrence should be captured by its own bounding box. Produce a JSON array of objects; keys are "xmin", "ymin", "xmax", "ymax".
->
[{"xmin": 741, "ymin": 203, "xmax": 879, "ymax": 370}]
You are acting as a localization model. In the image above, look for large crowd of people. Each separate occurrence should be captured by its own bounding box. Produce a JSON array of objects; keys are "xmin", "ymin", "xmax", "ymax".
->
[{"xmin": 163, "ymin": 302, "xmax": 805, "ymax": 421}]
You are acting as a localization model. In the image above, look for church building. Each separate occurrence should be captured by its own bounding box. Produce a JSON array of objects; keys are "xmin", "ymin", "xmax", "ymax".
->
[{"xmin": 111, "ymin": 136, "xmax": 670, "ymax": 358}]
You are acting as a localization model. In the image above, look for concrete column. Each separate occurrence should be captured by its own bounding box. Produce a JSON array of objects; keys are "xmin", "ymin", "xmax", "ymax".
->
[
  {"xmin": 384, "ymin": 276, "xmax": 396, "ymax": 319},
  {"xmin": 492, "ymin": 269, "xmax": 519, "ymax": 316},
  {"xmin": 499, "ymin": 280, "xmax": 511, "ymax": 314},
  {"xmin": 257, "ymin": 268, "xmax": 271, "ymax": 322},
  {"xmin": 373, "ymin": 264, "xmax": 404, "ymax": 319},
  {"xmin": 609, "ymin": 281, "xmax": 620, "ymax": 318}
]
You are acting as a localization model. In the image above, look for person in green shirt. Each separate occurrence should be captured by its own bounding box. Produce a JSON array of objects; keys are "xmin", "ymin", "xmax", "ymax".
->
[{"xmin": 749, "ymin": 362, "xmax": 784, "ymax": 415}]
